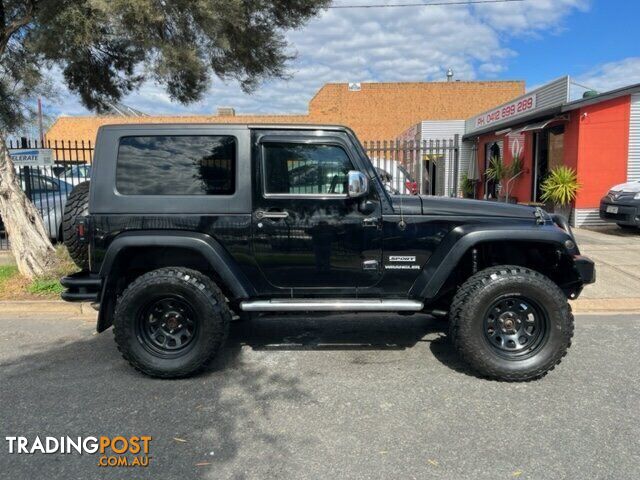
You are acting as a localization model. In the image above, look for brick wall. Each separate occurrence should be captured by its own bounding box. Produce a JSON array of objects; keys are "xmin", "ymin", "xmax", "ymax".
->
[
  {"xmin": 309, "ymin": 81, "xmax": 524, "ymax": 141},
  {"xmin": 46, "ymin": 81, "xmax": 524, "ymax": 145}
]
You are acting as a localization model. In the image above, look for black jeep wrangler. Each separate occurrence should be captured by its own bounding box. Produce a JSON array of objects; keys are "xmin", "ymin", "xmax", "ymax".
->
[{"xmin": 61, "ymin": 124, "xmax": 595, "ymax": 381}]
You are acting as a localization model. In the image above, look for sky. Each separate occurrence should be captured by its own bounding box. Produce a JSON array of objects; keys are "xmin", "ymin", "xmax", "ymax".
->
[{"xmin": 45, "ymin": 0, "xmax": 640, "ymax": 120}]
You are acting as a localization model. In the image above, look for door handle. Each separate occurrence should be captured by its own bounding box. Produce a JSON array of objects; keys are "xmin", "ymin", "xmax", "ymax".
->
[
  {"xmin": 255, "ymin": 210, "xmax": 289, "ymax": 219},
  {"xmin": 362, "ymin": 217, "xmax": 380, "ymax": 228}
]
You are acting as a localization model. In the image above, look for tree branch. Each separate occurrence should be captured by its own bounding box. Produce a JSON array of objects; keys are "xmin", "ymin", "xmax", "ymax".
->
[
  {"xmin": 0, "ymin": 0, "xmax": 35, "ymax": 54},
  {"xmin": 0, "ymin": 1, "xmax": 6, "ymax": 30}
]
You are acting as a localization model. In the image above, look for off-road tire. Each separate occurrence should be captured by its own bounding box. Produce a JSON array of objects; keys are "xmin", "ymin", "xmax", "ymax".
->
[
  {"xmin": 449, "ymin": 265, "xmax": 574, "ymax": 381},
  {"xmin": 62, "ymin": 181, "xmax": 90, "ymax": 270},
  {"xmin": 113, "ymin": 268, "xmax": 231, "ymax": 378}
]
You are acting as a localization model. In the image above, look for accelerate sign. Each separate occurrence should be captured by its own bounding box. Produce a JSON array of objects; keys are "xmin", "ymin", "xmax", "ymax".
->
[
  {"xmin": 473, "ymin": 93, "xmax": 537, "ymax": 129},
  {"xmin": 9, "ymin": 149, "xmax": 54, "ymax": 166}
]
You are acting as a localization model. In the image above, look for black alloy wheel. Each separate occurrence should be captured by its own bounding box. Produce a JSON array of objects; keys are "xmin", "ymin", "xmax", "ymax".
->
[
  {"xmin": 483, "ymin": 296, "xmax": 548, "ymax": 359},
  {"xmin": 137, "ymin": 296, "xmax": 198, "ymax": 356}
]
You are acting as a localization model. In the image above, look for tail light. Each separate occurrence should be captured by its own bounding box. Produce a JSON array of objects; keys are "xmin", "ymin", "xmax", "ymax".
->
[{"xmin": 76, "ymin": 220, "xmax": 86, "ymax": 242}]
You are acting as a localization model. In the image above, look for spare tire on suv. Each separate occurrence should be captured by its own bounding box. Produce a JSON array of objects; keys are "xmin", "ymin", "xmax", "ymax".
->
[{"xmin": 62, "ymin": 181, "xmax": 90, "ymax": 270}]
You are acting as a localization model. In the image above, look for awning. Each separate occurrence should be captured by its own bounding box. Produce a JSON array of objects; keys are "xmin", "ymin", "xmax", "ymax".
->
[{"xmin": 511, "ymin": 114, "xmax": 570, "ymax": 135}]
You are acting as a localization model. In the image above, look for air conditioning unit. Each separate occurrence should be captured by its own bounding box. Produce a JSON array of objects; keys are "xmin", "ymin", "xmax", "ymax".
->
[{"xmin": 216, "ymin": 107, "xmax": 236, "ymax": 116}]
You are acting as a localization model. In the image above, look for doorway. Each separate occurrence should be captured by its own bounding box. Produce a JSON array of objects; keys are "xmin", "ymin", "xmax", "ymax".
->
[
  {"xmin": 484, "ymin": 141, "xmax": 502, "ymax": 199},
  {"xmin": 532, "ymin": 126, "xmax": 564, "ymax": 202}
]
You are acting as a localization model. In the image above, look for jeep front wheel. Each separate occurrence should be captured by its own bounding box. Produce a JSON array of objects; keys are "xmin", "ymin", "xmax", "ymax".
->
[
  {"xmin": 113, "ymin": 267, "xmax": 230, "ymax": 378},
  {"xmin": 449, "ymin": 266, "xmax": 574, "ymax": 381}
]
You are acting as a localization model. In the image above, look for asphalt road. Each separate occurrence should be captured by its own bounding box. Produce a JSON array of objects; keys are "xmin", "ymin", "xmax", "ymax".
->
[{"xmin": 0, "ymin": 312, "xmax": 638, "ymax": 479}]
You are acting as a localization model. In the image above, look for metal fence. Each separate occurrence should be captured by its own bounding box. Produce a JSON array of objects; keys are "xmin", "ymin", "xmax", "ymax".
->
[
  {"xmin": 0, "ymin": 135, "xmax": 460, "ymax": 251},
  {"xmin": 363, "ymin": 136, "xmax": 460, "ymax": 197},
  {"xmin": 0, "ymin": 139, "xmax": 94, "ymax": 250}
]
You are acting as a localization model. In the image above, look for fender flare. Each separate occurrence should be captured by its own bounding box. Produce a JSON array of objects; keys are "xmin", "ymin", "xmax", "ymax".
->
[
  {"xmin": 409, "ymin": 224, "xmax": 576, "ymax": 300},
  {"xmin": 96, "ymin": 231, "xmax": 255, "ymax": 332},
  {"xmin": 99, "ymin": 230, "xmax": 255, "ymax": 298}
]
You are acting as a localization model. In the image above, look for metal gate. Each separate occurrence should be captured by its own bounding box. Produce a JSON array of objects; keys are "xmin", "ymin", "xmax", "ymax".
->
[{"xmin": 363, "ymin": 135, "xmax": 460, "ymax": 197}]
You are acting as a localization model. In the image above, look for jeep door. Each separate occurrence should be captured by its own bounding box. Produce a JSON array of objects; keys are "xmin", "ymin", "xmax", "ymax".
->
[{"xmin": 251, "ymin": 130, "xmax": 383, "ymax": 291}]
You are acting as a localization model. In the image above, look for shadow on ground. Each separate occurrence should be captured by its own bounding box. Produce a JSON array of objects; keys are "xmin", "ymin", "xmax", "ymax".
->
[
  {"xmin": 228, "ymin": 313, "xmax": 443, "ymax": 351},
  {"xmin": 0, "ymin": 312, "xmax": 473, "ymax": 479}
]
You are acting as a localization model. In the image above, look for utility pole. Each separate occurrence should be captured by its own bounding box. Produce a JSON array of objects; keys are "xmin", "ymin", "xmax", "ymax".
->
[{"xmin": 37, "ymin": 98, "xmax": 44, "ymax": 143}]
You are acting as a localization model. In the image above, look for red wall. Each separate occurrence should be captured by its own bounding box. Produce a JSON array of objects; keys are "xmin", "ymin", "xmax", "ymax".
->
[
  {"xmin": 563, "ymin": 111, "xmax": 579, "ymax": 171},
  {"xmin": 508, "ymin": 132, "xmax": 534, "ymax": 202},
  {"xmin": 573, "ymin": 95, "xmax": 630, "ymax": 208}
]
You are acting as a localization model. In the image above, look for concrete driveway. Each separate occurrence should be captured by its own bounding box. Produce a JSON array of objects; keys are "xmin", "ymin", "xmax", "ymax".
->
[
  {"xmin": 1, "ymin": 312, "xmax": 638, "ymax": 479},
  {"xmin": 574, "ymin": 226, "xmax": 640, "ymax": 299}
]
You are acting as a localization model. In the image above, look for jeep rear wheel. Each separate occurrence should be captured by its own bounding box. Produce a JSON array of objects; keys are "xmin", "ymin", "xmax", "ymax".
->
[
  {"xmin": 449, "ymin": 266, "xmax": 573, "ymax": 381},
  {"xmin": 113, "ymin": 267, "xmax": 230, "ymax": 378}
]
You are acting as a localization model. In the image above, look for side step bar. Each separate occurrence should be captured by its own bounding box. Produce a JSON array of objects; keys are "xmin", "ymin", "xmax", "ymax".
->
[{"xmin": 240, "ymin": 299, "xmax": 424, "ymax": 312}]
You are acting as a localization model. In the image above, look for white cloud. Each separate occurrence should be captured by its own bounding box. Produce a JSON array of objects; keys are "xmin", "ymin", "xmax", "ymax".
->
[
  {"xmin": 575, "ymin": 57, "xmax": 640, "ymax": 93},
  {"xmin": 474, "ymin": 0, "xmax": 589, "ymax": 35},
  {"xmin": 46, "ymin": 0, "xmax": 589, "ymax": 117}
]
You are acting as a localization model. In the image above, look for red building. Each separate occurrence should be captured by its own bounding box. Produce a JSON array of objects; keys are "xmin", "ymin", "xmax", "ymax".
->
[{"xmin": 463, "ymin": 77, "xmax": 640, "ymax": 226}]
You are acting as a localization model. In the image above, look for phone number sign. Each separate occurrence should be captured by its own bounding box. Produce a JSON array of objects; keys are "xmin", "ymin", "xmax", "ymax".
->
[{"xmin": 474, "ymin": 93, "xmax": 537, "ymax": 129}]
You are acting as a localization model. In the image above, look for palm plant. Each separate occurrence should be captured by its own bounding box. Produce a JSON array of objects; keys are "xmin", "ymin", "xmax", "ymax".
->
[
  {"xmin": 486, "ymin": 155, "xmax": 523, "ymax": 202},
  {"xmin": 509, "ymin": 154, "xmax": 524, "ymax": 179},
  {"xmin": 460, "ymin": 173, "xmax": 476, "ymax": 198},
  {"xmin": 504, "ymin": 154, "xmax": 524, "ymax": 202},
  {"xmin": 485, "ymin": 156, "xmax": 507, "ymax": 184},
  {"xmin": 540, "ymin": 166, "xmax": 580, "ymax": 206}
]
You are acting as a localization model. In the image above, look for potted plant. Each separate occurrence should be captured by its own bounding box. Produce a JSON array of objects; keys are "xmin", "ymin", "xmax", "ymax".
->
[
  {"xmin": 485, "ymin": 156, "xmax": 506, "ymax": 201},
  {"xmin": 504, "ymin": 154, "xmax": 524, "ymax": 204},
  {"xmin": 539, "ymin": 166, "xmax": 580, "ymax": 219},
  {"xmin": 486, "ymin": 156, "xmax": 523, "ymax": 203},
  {"xmin": 460, "ymin": 173, "xmax": 476, "ymax": 198}
]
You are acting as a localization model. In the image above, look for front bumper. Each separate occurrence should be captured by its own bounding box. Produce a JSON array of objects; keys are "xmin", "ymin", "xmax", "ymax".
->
[
  {"xmin": 60, "ymin": 272, "xmax": 102, "ymax": 302},
  {"xmin": 599, "ymin": 198, "xmax": 640, "ymax": 226},
  {"xmin": 573, "ymin": 255, "xmax": 596, "ymax": 285}
]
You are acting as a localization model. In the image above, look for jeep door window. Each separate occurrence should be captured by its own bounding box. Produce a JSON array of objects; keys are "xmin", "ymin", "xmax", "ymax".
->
[
  {"xmin": 262, "ymin": 143, "xmax": 353, "ymax": 195},
  {"xmin": 116, "ymin": 135, "xmax": 236, "ymax": 195}
]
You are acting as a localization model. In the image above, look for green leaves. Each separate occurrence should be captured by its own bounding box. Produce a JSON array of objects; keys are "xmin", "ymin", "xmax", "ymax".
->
[
  {"xmin": 485, "ymin": 155, "xmax": 523, "ymax": 182},
  {"xmin": 509, "ymin": 154, "xmax": 523, "ymax": 178},
  {"xmin": 485, "ymin": 156, "xmax": 506, "ymax": 182},
  {"xmin": 460, "ymin": 172, "xmax": 476, "ymax": 197},
  {"xmin": 539, "ymin": 166, "xmax": 580, "ymax": 206},
  {"xmin": 0, "ymin": 0, "xmax": 332, "ymax": 130}
]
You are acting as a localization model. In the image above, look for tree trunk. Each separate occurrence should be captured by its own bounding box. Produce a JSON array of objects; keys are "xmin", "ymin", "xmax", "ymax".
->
[{"xmin": 0, "ymin": 134, "xmax": 55, "ymax": 278}]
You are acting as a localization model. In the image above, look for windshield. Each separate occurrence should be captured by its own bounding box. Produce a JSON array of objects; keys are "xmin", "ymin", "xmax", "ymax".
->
[{"xmin": 372, "ymin": 163, "xmax": 418, "ymax": 195}]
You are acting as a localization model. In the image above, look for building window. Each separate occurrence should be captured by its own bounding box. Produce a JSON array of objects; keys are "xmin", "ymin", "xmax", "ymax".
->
[
  {"xmin": 263, "ymin": 143, "xmax": 354, "ymax": 195},
  {"xmin": 116, "ymin": 135, "xmax": 236, "ymax": 195}
]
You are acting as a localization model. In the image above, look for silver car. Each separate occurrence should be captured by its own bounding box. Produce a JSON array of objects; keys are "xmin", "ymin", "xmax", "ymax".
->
[{"xmin": 21, "ymin": 174, "xmax": 74, "ymax": 240}]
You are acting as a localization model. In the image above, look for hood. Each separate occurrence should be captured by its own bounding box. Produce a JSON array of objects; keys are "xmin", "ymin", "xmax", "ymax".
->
[
  {"xmin": 610, "ymin": 180, "xmax": 640, "ymax": 193},
  {"xmin": 388, "ymin": 194, "xmax": 423, "ymax": 215},
  {"xmin": 419, "ymin": 195, "xmax": 538, "ymax": 219}
]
